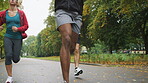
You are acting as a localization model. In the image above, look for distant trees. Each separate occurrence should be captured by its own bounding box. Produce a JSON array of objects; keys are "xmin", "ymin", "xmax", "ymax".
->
[
  {"xmin": 82, "ymin": 0, "xmax": 148, "ymax": 54},
  {"xmin": 22, "ymin": 0, "xmax": 148, "ymax": 56},
  {"xmin": 0, "ymin": 0, "xmax": 9, "ymax": 59},
  {"xmin": 22, "ymin": 1, "xmax": 61, "ymax": 57}
]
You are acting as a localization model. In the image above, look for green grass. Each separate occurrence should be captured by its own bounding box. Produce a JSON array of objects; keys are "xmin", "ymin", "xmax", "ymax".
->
[
  {"xmin": 23, "ymin": 54, "xmax": 148, "ymax": 65},
  {"xmin": 23, "ymin": 55, "xmax": 75, "ymax": 62},
  {"xmin": 80, "ymin": 54, "xmax": 148, "ymax": 65}
]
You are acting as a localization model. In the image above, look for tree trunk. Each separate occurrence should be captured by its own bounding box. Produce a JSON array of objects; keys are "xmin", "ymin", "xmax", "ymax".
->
[
  {"xmin": 109, "ymin": 46, "xmax": 112, "ymax": 54},
  {"xmin": 145, "ymin": 41, "xmax": 148, "ymax": 54},
  {"xmin": 0, "ymin": 47, "xmax": 2, "ymax": 59},
  {"xmin": 140, "ymin": 20, "xmax": 148, "ymax": 55}
]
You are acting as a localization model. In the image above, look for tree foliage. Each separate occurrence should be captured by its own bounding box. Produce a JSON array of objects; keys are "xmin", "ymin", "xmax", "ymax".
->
[
  {"xmin": 0, "ymin": 0, "xmax": 9, "ymax": 58},
  {"xmin": 82, "ymin": 0, "xmax": 148, "ymax": 54},
  {"xmin": 22, "ymin": 0, "xmax": 148, "ymax": 56},
  {"xmin": 22, "ymin": 0, "xmax": 61, "ymax": 57}
]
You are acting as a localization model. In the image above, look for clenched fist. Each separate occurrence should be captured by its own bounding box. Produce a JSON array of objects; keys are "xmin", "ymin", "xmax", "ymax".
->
[{"xmin": 12, "ymin": 26, "xmax": 18, "ymax": 32}]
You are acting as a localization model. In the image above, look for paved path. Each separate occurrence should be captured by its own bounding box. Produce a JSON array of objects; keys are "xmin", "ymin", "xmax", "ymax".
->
[{"xmin": 0, "ymin": 58, "xmax": 148, "ymax": 83}]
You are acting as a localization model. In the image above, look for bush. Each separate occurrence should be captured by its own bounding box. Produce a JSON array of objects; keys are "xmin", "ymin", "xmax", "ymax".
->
[{"xmin": 80, "ymin": 54, "xmax": 148, "ymax": 65}]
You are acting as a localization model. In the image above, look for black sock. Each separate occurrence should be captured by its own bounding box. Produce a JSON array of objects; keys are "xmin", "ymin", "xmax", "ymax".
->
[{"xmin": 75, "ymin": 67, "xmax": 78, "ymax": 69}]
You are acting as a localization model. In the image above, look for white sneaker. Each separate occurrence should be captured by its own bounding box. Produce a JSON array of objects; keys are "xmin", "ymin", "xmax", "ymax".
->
[
  {"xmin": 63, "ymin": 80, "xmax": 67, "ymax": 83},
  {"xmin": 74, "ymin": 67, "xmax": 83, "ymax": 76},
  {"xmin": 5, "ymin": 76, "xmax": 13, "ymax": 83}
]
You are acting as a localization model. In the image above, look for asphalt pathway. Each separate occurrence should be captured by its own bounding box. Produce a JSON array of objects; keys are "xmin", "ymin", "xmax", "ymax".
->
[{"xmin": 0, "ymin": 58, "xmax": 148, "ymax": 83}]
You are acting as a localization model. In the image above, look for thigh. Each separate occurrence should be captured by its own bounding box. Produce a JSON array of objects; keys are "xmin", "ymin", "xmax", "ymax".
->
[
  {"xmin": 71, "ymin": 31, "xmax": 79, "ymax": 44},
  {"xmin": 4, "ymin": 37, "xmax": 13, "ymax": 55},
  {"xmin": 58, "ymin": 23, "xmax": 73, "ymax": 37},
  {"xmin": 13, "ymin": 39, "xmax": 22, "ymax": 56},
  {"xmin": 70, "ymin": 31, "xmax": 79, "ymax": 53}
]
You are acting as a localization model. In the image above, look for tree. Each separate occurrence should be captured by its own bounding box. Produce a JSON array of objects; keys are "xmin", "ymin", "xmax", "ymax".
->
[
  {"xmin": 82, "ymin": 0, "xmax": 148, "ymax": 54},
  {"xmin": 118, "ymin": 0, "xmax": 148, "ymax": 54},
  {"xmin": 0, "ymin": 0, "xmax": 9, "ymax": 59},
  {"xmin": 22, "ymin": 36, "xmax": 37, "ymax": 56},
  {"xmin": 23, "ymin": 0, "xmax": 61, "ymax": 57},
  {"xmin": 81, "ymin": 0, "xmax": 97, "ymax": 48},
  {"xmin": 83, "ymin": 0, "xmax": 129, "ymax": 53}
]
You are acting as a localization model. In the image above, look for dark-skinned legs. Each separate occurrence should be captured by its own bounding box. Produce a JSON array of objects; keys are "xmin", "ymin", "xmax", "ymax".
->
[
  {"xmin": 74, "ymin": 43, "xmax": 80, "ymax": 68},
  {"xmin": 59, "ymin": 23, "xmax": 78, "ymax": 83}
]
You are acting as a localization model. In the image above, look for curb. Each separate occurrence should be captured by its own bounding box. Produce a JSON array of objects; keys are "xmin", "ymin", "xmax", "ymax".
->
[
  {"xmin": 0, "ymin": 59, "xmax": 4, "ymax": 62},
  {"xmin": 29, "ymin": 58, "xmax": 103, "ymax": 66},
  {"xmin": 71, "ymin": 62, "xmax": 103, "ymax": 66},
  {"xmin": 80, "ymin": 63, "xmax": 103, "ymax": 66}
]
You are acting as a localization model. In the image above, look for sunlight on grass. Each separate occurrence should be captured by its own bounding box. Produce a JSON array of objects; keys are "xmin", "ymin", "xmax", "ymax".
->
[
  {"xmin": 23, "ymin": 54, "xmax": 148, "ymax": 66},
  {"xmin": 24, "ymin": 55, "xmax": 75, "ymax": 62}
]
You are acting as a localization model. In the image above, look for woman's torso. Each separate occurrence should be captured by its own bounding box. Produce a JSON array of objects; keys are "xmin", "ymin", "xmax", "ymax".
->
[{"xmin": 5, "ymin": 10, "xmax": 22, "ymax": 39}]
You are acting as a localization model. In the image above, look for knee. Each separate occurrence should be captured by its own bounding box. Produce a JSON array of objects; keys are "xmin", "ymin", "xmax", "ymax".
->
[
  {"xmin": 13, "ymin": 58, "xmax": 20, "ymax": 63},
  {"xmin": 63, "ymin": 35, "xmax": 71, "ymax": 46},
  {"xmin": 5, "ymin": 56, "xmax": 12, "ymax": 65},
  {"xmin": 74, "ymin": 48, "xmax": 79, "ymax": 54},
  {"xmin": 71, "ymin": 45, "xmax": 76, "ymax": 54}
]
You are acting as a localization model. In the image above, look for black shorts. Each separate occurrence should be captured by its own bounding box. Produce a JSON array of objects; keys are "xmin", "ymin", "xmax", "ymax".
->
[{"xmin": 76, "ymin": 36, "xmax": 80, "ymax": 44}]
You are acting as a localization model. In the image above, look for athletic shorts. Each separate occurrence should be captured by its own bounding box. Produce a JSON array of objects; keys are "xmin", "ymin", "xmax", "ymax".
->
[
  {"xmin": 55, "ymin": 9, "xmax": 82, "ymax": 34},
  {"xmin": 77, "ymin": 35, "xmax": 80, "ymax": 44}
]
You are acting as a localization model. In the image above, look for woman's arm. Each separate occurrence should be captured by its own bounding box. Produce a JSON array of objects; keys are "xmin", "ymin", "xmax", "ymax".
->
[
  {"xmin": 17, "ymin": 10, "xmax": 29, "ymax": 32},
  {"xmin": 0, "ymin": 11, "xmax": 6, "ymax": 26}
]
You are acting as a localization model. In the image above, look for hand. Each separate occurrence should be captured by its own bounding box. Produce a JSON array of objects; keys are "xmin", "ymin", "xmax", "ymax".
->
[
  {"xmin": 12, "ymin": 26, "xmax": 18, "ymax": 32},
  {"xmin": 0, "ymin": 26, "xmax": 3, "ymax": 31}
]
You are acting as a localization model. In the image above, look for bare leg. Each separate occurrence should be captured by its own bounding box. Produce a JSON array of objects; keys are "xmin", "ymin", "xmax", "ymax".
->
[
  {"xmin": 5, "ymin": 64, "xmax": 12, "ymax": 77},
  {"xmin": 59, "ymin": 24, "xmax": 72, "ymax": 83},
  {"xmin": 74, "ymin": 43, "xmax": 80, "ymax": 68},
  {"xmin": 70, "ymin": 32, "xmax": 79, "ymax": 54},
  {"xmin": 73, "ymin": 36, "xmax": 83, "ymax": 76},
  {"xmin": 59, "ymin": 23, "xmax": 79, "ymax": 83}
]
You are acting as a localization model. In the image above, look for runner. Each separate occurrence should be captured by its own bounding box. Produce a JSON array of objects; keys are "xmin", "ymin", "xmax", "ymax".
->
[
  {"xmin": 74, "ymin": 34, "xmax": 83, "ymax": 76},
  {"xmin": 55, "ymin": 0, "xmax": 85, "ymax": 83},
  {"xmin": 0, "ymin": 0, "xmax": 28, "ymax": 83}
]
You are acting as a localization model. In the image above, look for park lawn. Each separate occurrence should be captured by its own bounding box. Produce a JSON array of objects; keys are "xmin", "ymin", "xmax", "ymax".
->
[
  {"xmin": 25, "ymin": 54, "xmax": 148, "ymax": 66},
  {"xmin": 25, "ymin": 55, "xmax": 75, "ymax": 62}
]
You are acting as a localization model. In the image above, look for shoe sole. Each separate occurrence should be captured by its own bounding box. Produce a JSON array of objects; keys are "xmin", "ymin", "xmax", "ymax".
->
[
  {"xmin": 79, "ymin": 70, "xmax": 83, "ymax": 74},
  {"xmin": 6, "ymin": 81, "xmax": 13, "ymax": 83},
  {"xmin": 75, "ymin": 70, "xmax": 83, "ymax": 76}
]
